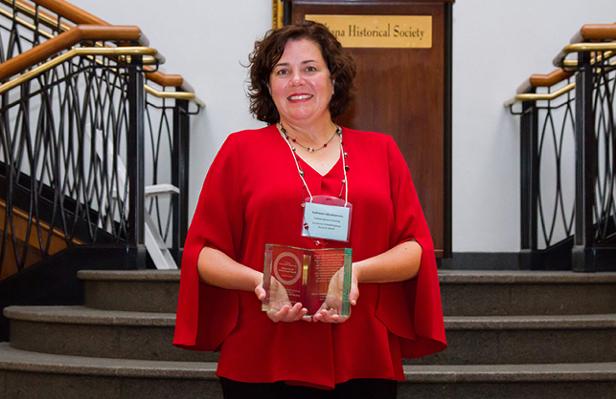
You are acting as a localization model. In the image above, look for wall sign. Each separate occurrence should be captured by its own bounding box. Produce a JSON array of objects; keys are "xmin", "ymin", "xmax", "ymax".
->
[{"xmin": 305, "ymin": 14, "xmax": 432, "ymax": 48}]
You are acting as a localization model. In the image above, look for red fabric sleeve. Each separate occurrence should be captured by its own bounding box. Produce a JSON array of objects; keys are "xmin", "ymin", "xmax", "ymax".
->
[
  {"xmin": 173, "ymin": 134, "xmax": 243, "ymax": 351},
  {"xmin": 375, "ymin": 136, "xmax": 447, "ymax": 359}
]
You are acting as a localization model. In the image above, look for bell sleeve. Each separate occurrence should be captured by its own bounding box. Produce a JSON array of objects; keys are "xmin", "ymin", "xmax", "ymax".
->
[
  {"xmin": 173, "ymin": 133, "xmax": 244, "ymax": 351},
  {"xmin": 375, "ymin": 135, "xmax": 447, "ymax": 359}
]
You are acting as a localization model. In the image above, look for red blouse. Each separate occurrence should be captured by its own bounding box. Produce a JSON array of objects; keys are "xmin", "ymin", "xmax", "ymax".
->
[{"xmin": 173, "ymin": 125, "xmax": 446, "ymax": 389}]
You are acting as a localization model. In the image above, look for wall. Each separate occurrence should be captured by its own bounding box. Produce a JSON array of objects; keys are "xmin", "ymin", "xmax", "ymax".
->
[
  {"xmin": 70, "ymin": 0, "xmax": 616, "ymax": 252},
  {"xmin": 452, "ymin": 0, "xmax": 616, "ymax": 251}
]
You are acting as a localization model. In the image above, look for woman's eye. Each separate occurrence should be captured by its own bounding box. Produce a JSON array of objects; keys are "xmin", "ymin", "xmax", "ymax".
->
[
  {"xmin": 305, "ymin": 65, "xmax": 318, "ymax": 72},
  {"xmin": 275, "ymin": 69, "xmax": 288, "ymax": 76}
]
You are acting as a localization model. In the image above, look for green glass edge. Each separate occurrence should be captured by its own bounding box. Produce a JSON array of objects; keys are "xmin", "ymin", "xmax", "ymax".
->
[
  {"xmin": 262, "ymin": 244, "xmax": 273, "ymax": 312},
  {"xmin": 341, "ymin": 248, "xmax": 352, "ymax": 316}
]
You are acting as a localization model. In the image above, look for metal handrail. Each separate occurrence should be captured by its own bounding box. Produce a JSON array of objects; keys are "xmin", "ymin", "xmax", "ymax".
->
[
  {"xmin": 508, "ymin": 24, "xmax": 616, "ymax": 271},
  {"xmin": 0, "ymin": 46, "xmax": 158, "ymax": 94},
  {"xmin": 506, "ymin": 58, "xmax": 616, "ymax": 106},
  {"xmin": 0, "ymin": 0, "xmax": 204, "ymax": 106},
  {"xmin": 504, "ymin": 83, "xmax": 576, "ymax": 107},
  {"xmin": 144, "ymin": 85, "xmax": 205, "ymax": 108}
]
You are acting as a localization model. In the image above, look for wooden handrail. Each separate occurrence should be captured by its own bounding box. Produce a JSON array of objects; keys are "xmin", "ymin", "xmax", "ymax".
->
[
  {"xmin": 0, "ymin": 0, "xmax": 71, "ymax": 32},
  {"xmin": 508, "ymin": 24, "xmax": 616, "ymax": 106},
  {"xmin": 516, "ymin": 68, "xmax": 573, "ymax": 94},
  {"xmin": 528, "ymin": 69, "xmax": 573, "ymax": 89},
  {"xmin": 34, "ymin": 0, "xmax": 107, "ymax": 25},
  {"xmin": 0, "ymin": 25, "xmax": 145, "ymax": 81},
  {"xmin": 554, "ymin": 23, "xmax": 616, "ymax": 66},
  {"xmin": 145, "ymin": 72, "xmax": 183, "ymax": 88},
  {"xmin": 571, "ymin": 23, "xmax": 616, "ymax": 43},
  {"xmin": 1, "ymin": 0, "xmax": 196, "ymax": 91},
  {"xmin": 0, "ymin": 46, "xmax": 160, "ymax": 94}
]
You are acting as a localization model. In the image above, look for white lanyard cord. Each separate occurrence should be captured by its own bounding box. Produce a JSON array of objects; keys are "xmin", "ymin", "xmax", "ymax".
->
[
  {"xmin": 341, "ymin": 136, "xmax": 349, "ymax": 207},
  {"xmin": 280, "ymin": 128, "xmax": 314, "ymax": 201}
]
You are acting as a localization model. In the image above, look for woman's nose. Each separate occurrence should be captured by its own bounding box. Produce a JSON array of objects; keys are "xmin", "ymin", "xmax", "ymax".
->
[{"xmin": 289, "ymin": 71, "xmax": 304, "ymax": 86}]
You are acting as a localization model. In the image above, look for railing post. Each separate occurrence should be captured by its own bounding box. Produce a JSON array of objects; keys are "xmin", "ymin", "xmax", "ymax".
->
[
  {"xmin": 127, "ymin": 56, "xmax": 146, "ymax": 269},
  {"xmin": 520, "ymin": 99, "xmax": 539, "ymax": 269},
  {"xmin": 572, "ymin": 51, "xmax": 596, "ymax": 272},
  {"xmin": 172, "ymin": 98, "xmax": 190, "ymax": 264}
]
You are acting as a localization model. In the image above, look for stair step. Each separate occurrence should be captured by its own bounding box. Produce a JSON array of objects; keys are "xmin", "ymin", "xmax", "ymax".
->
[
  {"xmin": 445, "ymin": 313, "xmax": 616, "ymax": 329},
  {"xmin": 0, "ymin": 343, "xmax": 219, "ymax": 399},
  {"xmin": 79, "ymin": 270, "xmax": 179, "ymax": 313},
  {"xmin": 78, "ymin": 270, "xmax": 616, "ymax": 315},
  {"xmin": 0, "ymin": 344, "xmax": 614, "ymax": 399},
  {"xmin": 439, "ymin": 270, "xmax": 616, "ymax": 316},
  {"xmin": 3, "ymin": 306, "xmax": 215, "ymax": 362},
  {"xmin": 5, "ymin": 306, "xmax": 616, "ymax": 364},
  {"xmin": 416, "ymin": 313, "xmax": 616, "ymax": 365},
  {"xmin": 0, "ymin": 343, "xmax": 216, "ymax": 378}
]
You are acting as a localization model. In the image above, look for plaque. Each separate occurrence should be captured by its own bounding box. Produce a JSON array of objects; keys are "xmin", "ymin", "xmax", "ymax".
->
[
  {"xmin": 262, "ymin": 244, "xmax": 353, "ymax": 317},
  {"xmin": 305, "ymin": 15, "xmax": 433, "ymax": 49}
]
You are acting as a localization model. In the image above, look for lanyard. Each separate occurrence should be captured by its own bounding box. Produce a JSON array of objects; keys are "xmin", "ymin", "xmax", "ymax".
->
[{"xmin": 278, "ymin": 124, "xmax": 349, "ymax": 207}]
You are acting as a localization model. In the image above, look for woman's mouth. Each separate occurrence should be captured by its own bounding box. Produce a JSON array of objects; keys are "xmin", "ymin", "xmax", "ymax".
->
[{"xmin": 287, "ymin": 94, "xmax": 313, "ymax": 102}]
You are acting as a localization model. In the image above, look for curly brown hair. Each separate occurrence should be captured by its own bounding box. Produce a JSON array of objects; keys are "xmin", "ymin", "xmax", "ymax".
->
[{"xmin": 248, "ymin": 21, "xmax": 356, "ymax": 124}]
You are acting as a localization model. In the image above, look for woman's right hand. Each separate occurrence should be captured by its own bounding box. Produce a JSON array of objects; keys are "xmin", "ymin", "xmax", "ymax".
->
[{"xmin": 255, "ymin": 278, "xmax": 309, "ymax": 323}]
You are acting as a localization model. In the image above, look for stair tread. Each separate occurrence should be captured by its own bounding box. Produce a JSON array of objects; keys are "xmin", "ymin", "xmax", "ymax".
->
[
  {"xmin": 0, "ymin": 344, "xmax": 614, "ymax": 382},
  {"xmin": 5, "ymin": 306, "xmax": 616, "ymax": 329},
  {"xmin": 78, "ymin": 270, "xmax": 180, "ymax": 282},
  {"xmin": 406, "ymin": 361, "xmax": 616, "ymax": 382},
  {"xmin": 77, "ymin": 269, "xmax": 616, "ymax": 283},
  {"xmin": 445, "ymin": 313, "xmax": 616, "ymax": 329},
  {"xmin": 4, "ymin": 306, "xmax": 176, "ymax": 326},
  {"xmin": 0, "ymin": 343, "xmax": 215, "ymax": 378},
  {"xmin": 438, "ymin": 270, "xmax": 616, "ymax": 283}
]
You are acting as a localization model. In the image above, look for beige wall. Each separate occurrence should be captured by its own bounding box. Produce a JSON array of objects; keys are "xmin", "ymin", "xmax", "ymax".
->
[{"xmin": 70, "ymin": 0, "xmax": 616, "ymax": 252}]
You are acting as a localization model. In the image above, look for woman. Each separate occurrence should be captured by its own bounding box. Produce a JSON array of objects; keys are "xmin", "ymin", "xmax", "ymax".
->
[{"xmin": 174, "ymin": 21, "xmax": 446, "ymax": 398}]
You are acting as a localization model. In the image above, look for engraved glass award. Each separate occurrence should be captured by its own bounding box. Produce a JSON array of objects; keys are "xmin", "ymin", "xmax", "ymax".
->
[{"xmin": 262, "ymin": 244, "xmax": 353, "ymax": 317}]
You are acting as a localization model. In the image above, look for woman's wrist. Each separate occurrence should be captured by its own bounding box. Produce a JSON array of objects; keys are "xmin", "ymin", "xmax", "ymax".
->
[
  {"xmin": 252, "ymin": 271, "xmax": 264, "ymax": 289},
  {"xmin": 351, "ymin": 262, "xmax": 363, "ymax": 283}
]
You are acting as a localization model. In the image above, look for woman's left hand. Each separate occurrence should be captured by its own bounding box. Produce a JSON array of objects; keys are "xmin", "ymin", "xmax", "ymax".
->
[
  {"xmin": 312, "ymin": 265, "xmax": 359, "ymax": 323},
  {"xmin": 255, "ymin": 277, "xmax": 309, "ymax": 323}
]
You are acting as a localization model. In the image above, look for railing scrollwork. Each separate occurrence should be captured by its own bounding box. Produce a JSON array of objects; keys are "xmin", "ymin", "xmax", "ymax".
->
[
  {"xmin": 509, "ymin": 23, "xmax": 616, "ymax": 271},
  {"xmin": 0, "ymin": 0, "xmax": 203, "ymax": 279}
]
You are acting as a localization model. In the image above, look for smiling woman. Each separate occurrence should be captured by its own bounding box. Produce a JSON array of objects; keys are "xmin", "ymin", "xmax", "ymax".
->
[
  {"xmin": 268, "ymin": 39, "xmax": 334, "ymax": 130},
  {"xmin": 248, "ymin": 22, "xmax": 355, "ymax": 127},
  {"xmin": 173, "ymin": 21, "xmax": 447, "ymax": 399}
]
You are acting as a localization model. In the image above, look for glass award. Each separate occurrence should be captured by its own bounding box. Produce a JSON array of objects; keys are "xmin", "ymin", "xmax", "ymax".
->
[{"xmin": 262, "ymin": 244, "xmax": 353, "ymax": 317}]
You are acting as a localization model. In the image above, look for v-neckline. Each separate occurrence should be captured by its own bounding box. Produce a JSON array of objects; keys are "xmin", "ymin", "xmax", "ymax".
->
[{"xmin": 295, "ymin": 152, "xmax": 342, "ymax": 178}]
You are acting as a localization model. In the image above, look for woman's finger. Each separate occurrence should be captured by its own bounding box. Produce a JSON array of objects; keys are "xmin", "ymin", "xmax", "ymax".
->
[
  {"xmin": 270, "ymin": 302, "xmax": 308, "ymax": 323},
  {"xmin": 285, "ymin": 302, "xmax": 306, "ymax": 321},
  {"xmin": 254, "ymin": 285, "xmax": 266, "ymax": 300},
  {"xmin": 313, "ymin": 308, "xmax": 337, "ymax": 323},
  {"xmin": 269, "ymin": 304, "xmax": 290, "ymax": 322},
  {"xmin": 349, "ymin": 282, "xmax": 359, "ymax": 306}
]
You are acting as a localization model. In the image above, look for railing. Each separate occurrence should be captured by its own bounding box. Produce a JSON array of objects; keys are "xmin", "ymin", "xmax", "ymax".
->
[
  {"xmin": 508, "ymin": 23, "xmax": 616, "ymax": 271},
  {"xmin": 0, "ymin": 0, "xmax": 202, "ymax": 279}
]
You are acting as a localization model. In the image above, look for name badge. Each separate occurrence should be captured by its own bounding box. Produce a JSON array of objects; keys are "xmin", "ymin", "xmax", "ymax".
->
[{"xmin": 301, "ymin": 195, "xmax": 352, "ymax": 242}]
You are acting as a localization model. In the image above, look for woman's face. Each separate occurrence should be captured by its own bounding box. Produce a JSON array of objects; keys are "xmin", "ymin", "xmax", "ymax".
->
[{"xmin": 269, "ymin": 38, "xmax": 334, "ymax": 127}]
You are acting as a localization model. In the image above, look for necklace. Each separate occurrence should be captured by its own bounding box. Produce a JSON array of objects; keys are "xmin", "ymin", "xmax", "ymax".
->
[
  {"xmin": 279, "ymin": 123, "xmax": 341, "ymax": 153},
  {"xmin": 277, "ymin": 124, "xmax": 350, "ymax": 206}
]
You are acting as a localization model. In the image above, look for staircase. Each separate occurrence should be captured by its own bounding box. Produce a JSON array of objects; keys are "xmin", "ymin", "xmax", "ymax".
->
[
  {"xmin": 1, "ymin": 269, "xmax": 615, "ymax": 398},
  {"xmin": 0, "ymin": 0, "xmax": 201, "ymax": 343}
]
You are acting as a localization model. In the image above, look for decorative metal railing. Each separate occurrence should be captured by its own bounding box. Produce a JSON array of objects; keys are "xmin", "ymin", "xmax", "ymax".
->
[
  {"xmin": 0, "ymin": 0, "xmax": 202, "ymax": 279},
  {"xmin": 569, "ymin": 48, "xmax": 616, "ymax": 271},
  {"xmin": 0, "ymin": 0, "xmax": 63, "ymax": 62},
  {"xmin": 0, "ymin": 43, "xmax": 155, "ymax": 277},
  {"xmin": 588, "ymin": 55, "xmax": 616, "ymax": 241},
  {"xmin": 510, "ymin": 76, "xmax": 576, "ymax": 268},
  {"xmin": 143, "ymin": 81, "xmax": 196, "ymax": 261},
  {"xmin": 509, "ymin": 24, "xmax": 616, "ymax": 271}
]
